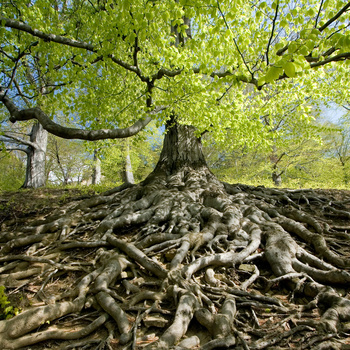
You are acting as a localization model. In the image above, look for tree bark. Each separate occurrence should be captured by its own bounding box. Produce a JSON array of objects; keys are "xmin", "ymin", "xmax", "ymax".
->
[
  {"xmin": 150, "ymin": 117, "xmax": 208, "ymax": 177},
  {"xmin": 92, "ymin": 149, "xmax": 101, "ymax": 185},
  {"xmin": 272, "ymin": 171, "xmax": 282, "ymax": 186},
  {"xmin": 121, "ymin": 140, "xmax": 135, "ymax": 184},
  {"xmin": 22, "ymin": 122, "xmax": 48, "ymax": 188}
]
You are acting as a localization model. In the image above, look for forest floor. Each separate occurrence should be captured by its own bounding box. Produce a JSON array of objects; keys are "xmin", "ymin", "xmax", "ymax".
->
[{"xmin": 0, "ymin": 185, "xmax": 350, "ymax": 350}]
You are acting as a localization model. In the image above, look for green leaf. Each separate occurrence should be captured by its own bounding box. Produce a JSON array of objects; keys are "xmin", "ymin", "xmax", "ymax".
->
[
  {"xmin": 275, "ymin": 42, "xmax": 284, "ymax": 51},
  {"xmin": 288, "ymin": 42, "xmax": 298, "ymax": 54},
  {"xmin": 283, "ymin": 62, "xmax": 296, "ymax": 77},
  {"xmin": 265, "ymin": 66, "xmax": 283, "ymax": 83},
  {"xmin": 258, "ymin": 77, "xmax": 266, "ymax": 86},
  {"xmin": 299, "ymin": 45, "xmax": 309, "ymax": 56}
]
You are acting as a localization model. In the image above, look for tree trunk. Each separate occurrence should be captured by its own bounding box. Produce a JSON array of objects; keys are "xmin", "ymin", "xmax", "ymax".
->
[
  {"xmin": 272, "ymin": 171, "xmax": 282, "ymax": 186},
  {"xmin": 270, "ymin": 149, "xmax": 285, "ymax": 187},
  {"xmin": 121, "ymin": 140, "xmax": 135, "ymax": 184},
  {"xmin": 151, "ymin": 117, "xmax": 208, "ymax": 177},
  {"xmin": 22, "ymin": 122, "xmax": 48, "ymax": 188},
  {"xmin": 341, "ymin": 163, "xmax": 349, "ymax": 185},
  {"xmin": 92, "ymin": 149, "xmax": 101, "ymax": 185}
]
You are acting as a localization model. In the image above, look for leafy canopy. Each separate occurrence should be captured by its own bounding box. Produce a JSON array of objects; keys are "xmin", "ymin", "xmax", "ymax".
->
[{"xmin": 0, "ymin": 0, "xmax": 349, "ymax": 147}]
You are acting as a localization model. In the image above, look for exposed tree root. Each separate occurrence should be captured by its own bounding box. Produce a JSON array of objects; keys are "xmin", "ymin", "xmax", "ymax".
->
[{"xmin": 0, "ymin": 169, "xmax": 350, "ymax": 349}]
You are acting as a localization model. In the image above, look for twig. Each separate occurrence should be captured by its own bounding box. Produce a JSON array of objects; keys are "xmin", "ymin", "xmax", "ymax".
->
[{"xmin": 216, "ymin": 0, "xmax": 253, "ymax": 76}]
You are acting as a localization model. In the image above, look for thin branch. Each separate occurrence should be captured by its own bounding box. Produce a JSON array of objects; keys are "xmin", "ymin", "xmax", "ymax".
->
[
  {"xmin": 133, "ymin": 35, "xmax": 139, "ymax": 67},
  {"xmin": 1, "ymin": 132, "xmax": 38, "ymax": 149},
  {"xmin": 0, "ymin": 146, "xmax": 29, "ymax": 154},
  {"xmin": 151, "ymin": 67, "xmax": 184, "ymax": 82},
  {"xmin": 310, "ymin": 51, "xmax": 350, "ymax": 67},
  {"xmin": 12, "ymin": 78, "xmax": 31, "ymax": 107},
  {"xmin": 0, "ymin": 17, "xmax": 96, "ymax": 51},
  {"xmin": 318, "ymin": 1, "xmax": 350, "ymax": 32},
  {"xmin": 109, "ymin": 54, "xmax": 149, "ymax": 82},
  {"xmin": 1, "ymin": 17, "xmax": 144, "ymax": 82},
  {"xmin": 314, "ymin": 0, "xmax": 325, "ymax": 28},
  {"xmin": 216, "ymin": 0, "xmax": 253, "ymax": 76},
  {"xmin": 0, "ymin": 90, "xmax": 167, "ymax": 140},
  {"xmin": 217, "ymin": 83, "xmax": 234, "ymax": 102},
  {"xmin": 266, "ymin": 0, "xmax": 280, "ymax": 66},
  {"xmin": 1, "ymin": 41, "xmax": 39, "ymax": 99},
  {"xmin": 326, "ymin": 22, "xmax": 350, "ymax": 41}
]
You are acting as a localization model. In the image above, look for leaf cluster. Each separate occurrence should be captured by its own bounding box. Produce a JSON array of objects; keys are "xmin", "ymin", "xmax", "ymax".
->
[{"xmin": 0, "ymin": 0, "xmax": 349, "ymax": 147}]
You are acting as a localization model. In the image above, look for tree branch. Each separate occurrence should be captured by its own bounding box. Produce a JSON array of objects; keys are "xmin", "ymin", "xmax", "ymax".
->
[
  {"xmin": 1, "ymin": 132, "xmax": 38, "ymax": 149},
  {"xmin": 314, "ymin": 0, "xmax": 325, "ymax": 28},
  {"xmin": 310, "ymin": 51, "xmax": 350, "ymax": 67},
  {"xmin": 0, "ymin": 145, "xmax": 29, "ymax": 154},
  {"xmin": 0, "ymin": 17, "xmax": 96, "ymax": 51},
  {"xmin": 0, "ymin": 17, "xmax": 145, "ymax": 82},
  {"xmin": 318, "ymin": 1, "xmax": 350, "ymax": 32},
  {"xmin": 151, "ymin": 67, "xmax": 184, "ymax": 82},
  {"xmin": 0, "ymin": 90, "xmax": 167, "ymax": 140},
  {"xmin": 109, "ymin": 54, "xmax": 149, "ymax": 82},
  {"xmin": 216, "ymin": 0, "xmax": 253, "ymax": 76},
  {"xmin": 266, "ymin": 0, "xmax": 280, "ymax": 66}
]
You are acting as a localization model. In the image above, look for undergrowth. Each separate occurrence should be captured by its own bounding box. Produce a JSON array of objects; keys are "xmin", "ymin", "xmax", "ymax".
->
[{"xmin": 0, "ymin": 286, "xmax": 20, "ymax": 320}]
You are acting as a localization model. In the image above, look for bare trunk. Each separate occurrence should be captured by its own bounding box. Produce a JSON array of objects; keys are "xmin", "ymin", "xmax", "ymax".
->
[
  {"xmin": 92, "ymin": 149, "xmax": 101, "ymax": 185},
  {"xmin": 272, "ymin": 171, "xmax": 282, "ymax": 186},
  {"xmin": 270, "ymin": 149, "xmax": 285, "ymax": 187},
  {"xmin": 121, "ymin": 140, "xmax": 134, "ymax": 184},
  {"xmin": 22, "ymin": 122, "xmax": 48, "ymax": 188},
  {"xmin": 341, "ymin": 163, "xmax": 349, "ymax": 185}
]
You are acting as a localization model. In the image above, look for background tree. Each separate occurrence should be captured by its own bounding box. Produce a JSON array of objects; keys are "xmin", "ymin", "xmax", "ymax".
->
[
  {"xmin": 99, "ymin": 124, "xmax": 163, "ymax": 185},
  {"xmin": 0, "ymin": 150, "xmax": 25, "ymax": 190},
  {"xmin": 46, "ymin": 135, "xmax": 90, "ymax": 185},
  {"xmin": 0, "ymin": 43, "xmax": 55, "ymax": 188},
  {"xmin": 323, "ymin": 118, "xmax": 350, "ymax": 185},
  {"xmin": 91, "ymin": 148, "xmax": 102, "ymax": 185}
]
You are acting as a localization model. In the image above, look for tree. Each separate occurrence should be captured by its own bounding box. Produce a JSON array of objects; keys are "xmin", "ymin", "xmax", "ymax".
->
[
  {"xmin": 324, "ymin": 119, "xmax": 350, "ymax": 185},
  {"xmin": 46, "ymin": 135, "xmax": 90, "ymax": 185},
  {"xmin": 91, "ymin": 148, "xmax": 102, "ymax": 185},
  {"xmin": 99, "ymin": 125, "xmax": 162, "ymax": 185},
  {"xmin": 0, "ymin": 47, "xmax": 51, "ymax": 188},
  {"xmin": 1, "ymin": 1, "xmax": 350, "ymax": 349},
  {"xmin": 0, "ymin": 150, "xmax": 25, "ymax": 190},
  {"xmin": 1, "ymin": 116, "xmax": 47, "ymax": 188}
]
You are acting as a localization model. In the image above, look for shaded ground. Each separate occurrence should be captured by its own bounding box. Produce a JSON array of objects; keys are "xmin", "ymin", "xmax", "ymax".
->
[{"xmin": 0, "ymin": 184, "xmax": 350, "ymax": 350}]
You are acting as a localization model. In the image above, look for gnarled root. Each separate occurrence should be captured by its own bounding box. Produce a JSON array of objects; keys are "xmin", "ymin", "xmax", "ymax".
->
[{"xmin": 0, "ymin": 169, "xmax": 350, "ymax": 349}]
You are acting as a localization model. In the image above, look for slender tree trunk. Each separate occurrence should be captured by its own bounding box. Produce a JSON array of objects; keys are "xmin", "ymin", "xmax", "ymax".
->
[
  {"xmin": 22, "ymin": 122, "xmax": 48, "ymax": 188},
  {"xmin": 340, "ymin": 161, "xmax": 349, "ymax": 185},
  {"xmin": 270, "ymin": 148, "xmax": 285, "ymax": 187},
  {"xmin": 122, "ymin": 140, "xmax": 134, "ymax": 184},
  {"xmin": 272, "ymin": 171, "xmax": 282, "ymax": 186},
  {"xmin": 92, "ymin": 149, "xmax": 101, "ymax": 185}
]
